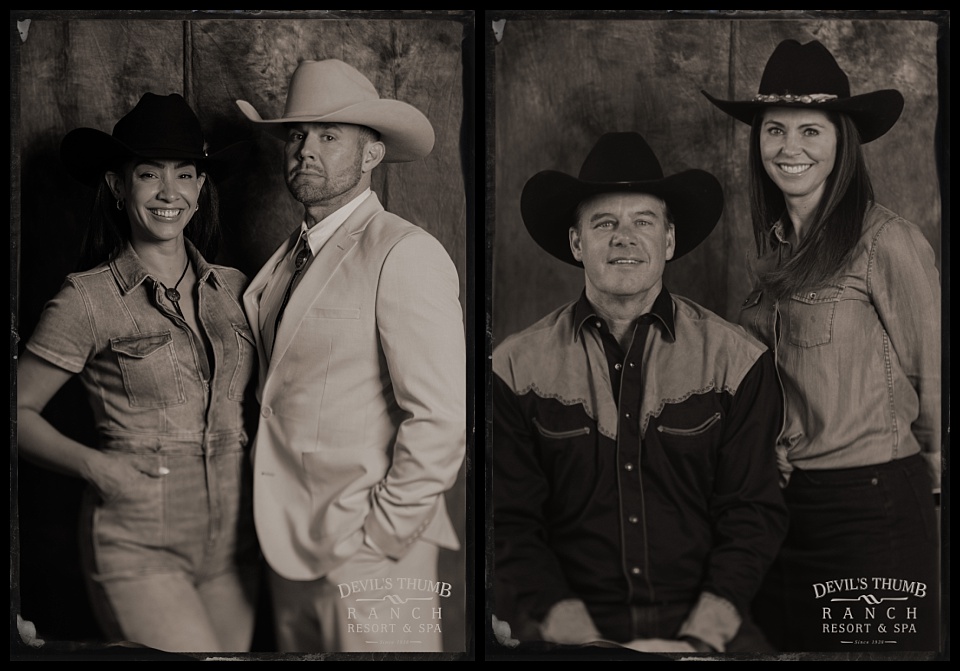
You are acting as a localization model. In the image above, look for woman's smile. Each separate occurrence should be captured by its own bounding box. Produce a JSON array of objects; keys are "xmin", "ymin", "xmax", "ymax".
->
[
  {"xmin": 149, "ymin": 207, "xmax": 185, "ymax": 219},
  {"xmin": 776, "ymin": 162, "xmax": 814, "ymax": 175}
]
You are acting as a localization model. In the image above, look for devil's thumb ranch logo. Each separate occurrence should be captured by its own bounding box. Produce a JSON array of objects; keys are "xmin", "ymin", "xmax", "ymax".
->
[
  {"xmin": 814, "ymin": 577, "xmax": 927, "ymax": 644},
  {"xmin": 337, "ymin": 577, "xmax": 453, "ymax": 646}
]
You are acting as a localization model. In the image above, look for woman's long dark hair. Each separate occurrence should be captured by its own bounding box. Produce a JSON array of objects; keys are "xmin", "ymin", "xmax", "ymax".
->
[
  {"xmin": 749, "ymin": 111, "xmax": 874, "ymax": 300},
  {"xmin": 77, "ymin": 160, "xmax": 221, "ymax": 271}
]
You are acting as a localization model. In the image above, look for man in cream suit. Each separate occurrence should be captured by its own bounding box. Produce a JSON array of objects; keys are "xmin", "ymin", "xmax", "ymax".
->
[{"xmin": 237, "ymin": 59, "xmax": 465, "ymax": 653}]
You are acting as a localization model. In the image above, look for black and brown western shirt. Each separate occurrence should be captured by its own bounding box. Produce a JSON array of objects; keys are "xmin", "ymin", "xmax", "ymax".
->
[{"xmin": 493, "ymin": 288, "xmax": 787, "ymax": 646}]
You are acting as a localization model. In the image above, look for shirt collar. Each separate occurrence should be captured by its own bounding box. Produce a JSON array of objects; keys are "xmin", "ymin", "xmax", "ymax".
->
[
  {"xmin": 298, "ymin": 188, "xmax": 372, "ymax": 256},
  {"xmin": 573, "ymin": 285, "xmax": 676, "ymax": 343},
  {"xmin": 770, "ymin": 219, "xmax": 789, "ymax": 245},
  {"xmin": 111, "ymin": 238, "xmax": 221, "ymax": 294},
  {"xmin": 768, "ymin": 218, "xmax": 796, "ymax": 253}
]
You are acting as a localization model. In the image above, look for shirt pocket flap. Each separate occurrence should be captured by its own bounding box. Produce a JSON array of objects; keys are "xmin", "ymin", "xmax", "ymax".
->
[
  {"xmin": 790, "ymin": 284, "xmax": 843, "ymax": 305},
  {"xmin": 657, "ymin": 411, "xmax": 722, "ymax": 437},
  {"xmin": 532, "ymin": 416, "xmax": 591, "ymax": 440},
  {"xmin": 110, "ymin": 332, "xmax": 173, "ymax": 358}
]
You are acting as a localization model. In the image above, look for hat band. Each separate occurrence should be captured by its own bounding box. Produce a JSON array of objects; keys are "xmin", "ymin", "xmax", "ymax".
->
[{"xmin": 754, "ymin": 93, "xmax": 839, "ymax": 104}]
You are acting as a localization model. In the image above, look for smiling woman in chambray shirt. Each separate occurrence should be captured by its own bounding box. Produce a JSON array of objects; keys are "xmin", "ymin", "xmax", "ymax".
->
[{"xmin": 704, "ymin": 38, "xmax": 941, "ymax": 652}]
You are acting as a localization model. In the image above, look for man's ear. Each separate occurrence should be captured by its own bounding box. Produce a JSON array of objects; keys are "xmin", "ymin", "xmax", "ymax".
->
[
  {"xmin": 361, "ymin": 141, "xmax": 386, "ymax": 174},
  {"xmin": 569, "ymin": 225, "xmax": 583, "ymax": 263},
  {"xmin": 665, "ymin": 222, "xmax": 676, "ymax": 261}
]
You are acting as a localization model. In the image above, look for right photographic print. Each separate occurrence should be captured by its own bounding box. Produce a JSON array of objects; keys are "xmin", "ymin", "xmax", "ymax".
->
[{"xmin": 485, "ymin": 10, "xmax": 949, "ymax": 661}]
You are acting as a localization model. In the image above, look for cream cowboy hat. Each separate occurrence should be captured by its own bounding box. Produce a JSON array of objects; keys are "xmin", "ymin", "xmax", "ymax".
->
[{"xmin": 236, "ymin": 59, "xmax": 435, "ymax": 162}]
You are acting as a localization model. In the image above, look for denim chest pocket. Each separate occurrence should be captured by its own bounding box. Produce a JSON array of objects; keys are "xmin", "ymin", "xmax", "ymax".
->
[
  {"xmin": 110, "ymin": 331, "xmax": 185, "ymax": 407},
  {"xmin": 228, "ymin": 323, "xmax": 257, "ymax": 401},
  {"xmin": 786, "ymin": 284, "xmax": 843, "ymax": 347}
]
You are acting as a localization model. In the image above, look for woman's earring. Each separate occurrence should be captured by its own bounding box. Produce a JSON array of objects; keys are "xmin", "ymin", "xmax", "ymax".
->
[{"xmin": 116, "ymin": 198, "xmax": 124, "ymax": 211}]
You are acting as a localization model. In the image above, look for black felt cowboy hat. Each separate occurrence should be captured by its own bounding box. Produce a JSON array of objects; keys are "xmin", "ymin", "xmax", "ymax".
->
[
  {"xmin": 701, "ymin": 39, "xmax": 904, "ymax": 144},
  {"xmin": 520, "ymin": 132, "xmax": 724, "ymax": 267},
  {"xmin": 60, "ymin": 92, "xmax": 250, "ymax": 187}
]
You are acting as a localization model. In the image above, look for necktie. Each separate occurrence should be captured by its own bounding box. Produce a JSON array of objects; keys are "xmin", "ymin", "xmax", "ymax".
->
[{"xmin": 274, "ymin": 240, "xmax": 312, "ymax": 335}]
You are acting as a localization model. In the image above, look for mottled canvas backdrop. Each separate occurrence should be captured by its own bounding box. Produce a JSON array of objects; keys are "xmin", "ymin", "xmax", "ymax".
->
[{"xmin": 492, "ymin": 17, "xmax": 941, "ymax": 343}]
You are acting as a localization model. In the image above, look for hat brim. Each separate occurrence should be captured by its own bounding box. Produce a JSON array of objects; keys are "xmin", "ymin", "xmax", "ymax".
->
[
  {"xmin": 521, "ymin": 169, "xmax": 724, "ymax": 267},
  {"xmin": 701, "ymin": 89, "xmax": 904, "ymax": 144},
  {"xmin": 236, "ymin": 98, "xmax": 435, "ymax": 163},
  {"xmin": 61, "ymin": 127, "xmax": 251, "ymax": 187}
]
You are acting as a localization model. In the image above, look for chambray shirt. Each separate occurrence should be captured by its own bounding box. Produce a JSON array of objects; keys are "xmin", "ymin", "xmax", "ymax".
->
[
  {"xmin": 493, "ymin": 287, "xmax": 787, "ymax": 646},
  {"xmin": 738, "ymin": 203, "xmax": 941, "ymax": 489},
  {"xmin": 25, "ymin": 239, "xmax": 257, "ymax": 448}
]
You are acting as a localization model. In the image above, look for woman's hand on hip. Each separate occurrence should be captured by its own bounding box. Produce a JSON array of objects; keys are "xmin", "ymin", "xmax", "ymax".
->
[{"xmin": 83, "ymin": 449, "xmax": 169, "ymax": 503}]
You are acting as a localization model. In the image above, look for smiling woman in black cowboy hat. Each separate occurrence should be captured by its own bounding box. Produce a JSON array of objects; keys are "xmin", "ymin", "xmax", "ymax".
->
[
  {"xmin": 704, "ymin": 39, "xmax": 941, "ymax": 653},
  {"xmin": 16, "ymin": 93, "xmax": 262, "ymax": 653},
  {"xmin": 493, "ymin": 132, "xmax": 788, "ymax": 654}
]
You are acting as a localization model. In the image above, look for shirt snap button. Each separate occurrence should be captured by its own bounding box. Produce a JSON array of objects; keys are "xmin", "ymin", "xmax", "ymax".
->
[
  {"xmin": 631, "ymin": 567, "xmax": 642, "ymax": 575},
  {"xmin": 614, "ymin": 363, "xmax": 622, "ymax": 370},
  {"xmin": 628, "ymin": 515, "xmax": 638, "ymax": 524},
  {"xmin": 809, "ymin": 292, "xmax": 817, "ymax": 299},
  {"xmin": 871, "ymin": 478, "xmax": 879, "ymax": 485},
  {"xmin": 624, "ymin": 463, "xmax": 634, "ymax": 471}
]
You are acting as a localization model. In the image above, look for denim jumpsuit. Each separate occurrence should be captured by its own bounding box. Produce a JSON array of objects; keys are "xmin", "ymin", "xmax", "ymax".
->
[{"xmin": 25, "ymin": 240, "xmax": 260, "ymax": 651}]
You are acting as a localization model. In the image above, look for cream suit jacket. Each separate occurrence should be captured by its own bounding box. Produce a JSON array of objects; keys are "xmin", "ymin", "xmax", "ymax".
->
[{"xmin": 243, "ymin": 193, "xmax": 465, "ymax": 581}]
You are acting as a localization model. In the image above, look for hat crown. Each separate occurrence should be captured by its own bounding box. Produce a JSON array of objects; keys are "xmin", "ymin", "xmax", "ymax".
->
[
  {"xmin": 284, "ymin": 59, "xmax": 381, "ymax": 118},
  {"xmin": 578, "ymin": 132, "xmax": 665, "ymax": 183},
  {"xmin": 758, "ymin": 39, "xmax": 851, "ymax": 98},
  {"xmin": 111, "ymin": 92, "xmax": 205, "ymax": 155}
]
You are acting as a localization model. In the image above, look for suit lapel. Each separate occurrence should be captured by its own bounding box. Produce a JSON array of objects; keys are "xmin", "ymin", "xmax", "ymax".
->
[{"xmin": 243, "ymin": 232, "xmax": 298, "ymax": 377}]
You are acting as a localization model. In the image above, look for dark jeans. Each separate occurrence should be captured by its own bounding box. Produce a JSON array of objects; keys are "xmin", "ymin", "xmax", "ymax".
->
[{"xmin": 753, "ymin": 454, "xmax": 940, "ymax": 652}]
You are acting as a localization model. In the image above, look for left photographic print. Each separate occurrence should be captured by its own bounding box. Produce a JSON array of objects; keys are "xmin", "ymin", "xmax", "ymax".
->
[{"xmin": 11, "ymin": 10, "xmax": 475, "ymax": 661}]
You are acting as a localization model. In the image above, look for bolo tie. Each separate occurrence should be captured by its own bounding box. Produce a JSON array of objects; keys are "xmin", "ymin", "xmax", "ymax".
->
[
  {"xmin": 274, "ymin": 240, "xmax": 312, "ymax": 334},
  {"xmin": 162, "ymin": 258, "xmax": 190, "ymax": 319}
]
